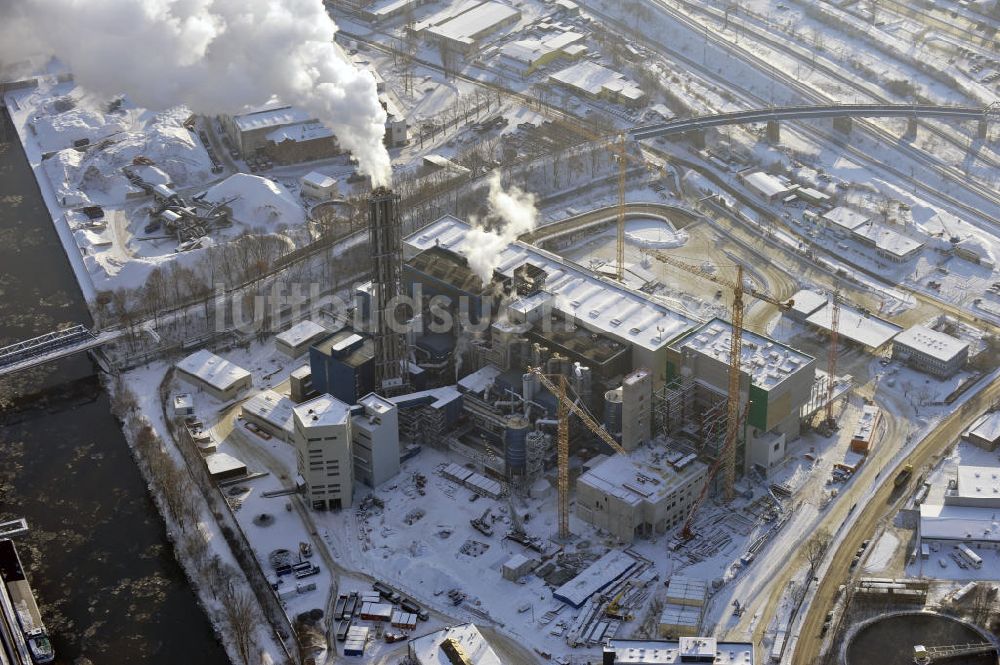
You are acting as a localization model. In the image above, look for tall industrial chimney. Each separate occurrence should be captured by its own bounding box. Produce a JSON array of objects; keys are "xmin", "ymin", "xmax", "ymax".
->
[{"xmin": 368, "ymin": 186, "xmax": 409, "ymax": 395}]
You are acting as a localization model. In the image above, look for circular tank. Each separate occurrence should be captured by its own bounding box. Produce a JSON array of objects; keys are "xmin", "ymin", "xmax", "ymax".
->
[
  {"xmin": 504, "ymin": 416, "xmax": 531, "ymax": 474},
  {"xmin": 604, "ymin": 388, "xmax": 623, "ymax": 436},
  {"xmin": 845, "ymin": 612, "xmax": 996, "ymax": 665}
]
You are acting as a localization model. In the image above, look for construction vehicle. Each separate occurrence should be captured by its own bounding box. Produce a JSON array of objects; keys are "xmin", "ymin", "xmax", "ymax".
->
[
  {"xmin": 529, "ymin": 367, "xmax": 629, "ymax": 540},
  {"xmin": 894, "ymin": 464, "xmax": 914, "ymax": 489},
  {"xmin": 470, "ymin": 508, "xmax": 493, "ymax": 537},
  {"xmin": 605, "ymin": 587, "xmax": 634, "ymax": 621},
  {"xmin": 648, "ymin": 250, "xmax": 793, "ymax": 503}
]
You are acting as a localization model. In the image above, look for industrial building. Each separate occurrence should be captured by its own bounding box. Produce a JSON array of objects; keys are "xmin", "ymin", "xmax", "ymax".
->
[
  {"xmin": 292, "ymin": 394, "xmax": 354, "ymax": 510},
  {"xmin": 657, "ymin": 576, "xmax": 708, "ymax": 638},
  {"xmin": 549, "ymin": 61, "xmax": 646, "ymax": 107},
  {"xmin": 805, "ymin": 302, "xmax": 902, "ymax": 351},
  {"xmin": 309, "ymin": 330, "xmax": 376, "ymax": 405},
  {"xmin": 603, "ymin": 637, "xmax": 754, "ymax": 664},
  {"xmin": 351, "ymin": 392, "xmax": 401, "ymax": 487},
  {"xmin": 407, "ymin": 623, "xmax": 502, "ymax": 665},
  {"xmin": 175, "ymin": 349, "xmax": 253, "ymax": 401},
  {"xmin": 413, "ymin": 1, "xmax": 522, "ymax": 55},
  {"xmin": 241, "ymin": 389, "xmax": 296, "ymax": 442},
  {"xmin": 498, "ymin": 31, "xmax": 588, "ymax": 74},
  {"xmin": 666, "ymin": 319, "xmax": 816, "ymax": 476},
  {"xmin": 275, "ymin": 320, "xmax": 328, "ymax": 358},
  {"xmin": 967, "ymin": 411, "xmax": 1000, "ymax": 451},
  {"xmin": 738, "ymin": 171, "xmax": 797, "ymax": 203},
  {"xmin": 944, "ymin": 464, "xmax": 1000, "ymax": 509},
  {"xmin": 219, "ymin": 104, "xmax": 338, "ymax": 164},
  {"xmin": 576, "ymin": 453, "xmax": 707, "ymax": 543},
  {"xmin": 821, "ymin": 206, "xmax": 924, "ymax": 262},
  {"xmin": 891, "ymin": 324, "xmax": 969, "ymax": 378}
]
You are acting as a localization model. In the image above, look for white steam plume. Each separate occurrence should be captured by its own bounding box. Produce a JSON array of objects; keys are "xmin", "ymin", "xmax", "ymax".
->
[
  {"xmin": 464, "ymin": 172, "xmax": 538, "ymax": 285},
  {"xmin": 0, "ymin": 0, "xmax": 392, "ymax": 184}
]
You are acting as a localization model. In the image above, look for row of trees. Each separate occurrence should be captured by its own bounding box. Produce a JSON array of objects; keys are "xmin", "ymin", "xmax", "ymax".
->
[{"xmin": 111, "ymin": 379, "xmax": 265, "ymax": 664}]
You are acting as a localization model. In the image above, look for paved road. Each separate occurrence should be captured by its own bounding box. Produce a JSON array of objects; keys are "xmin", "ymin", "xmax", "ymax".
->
[{"xmin": 792, "ymin": 372, "xmax": 1000, "ymax": 664}]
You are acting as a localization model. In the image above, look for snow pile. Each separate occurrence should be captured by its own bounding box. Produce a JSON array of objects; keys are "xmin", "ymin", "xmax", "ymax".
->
[
  {"xmin": 40, "ymin": 108, "xmax": 213, "ymax": 206},
  {"xmin": 205, "ymin": 174, "xmax": 306, "ymax": 229},
  {"xmin": 30, "ymin": 102, "xmax": 129, "ymax": 152}
]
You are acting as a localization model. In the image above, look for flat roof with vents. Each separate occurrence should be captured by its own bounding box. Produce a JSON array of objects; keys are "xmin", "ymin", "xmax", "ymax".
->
[
  {"xmin": 893, "ymin": 325, "xmax": 969, "ymax": 363},
  {"xmin": 604, "ymin": 638, "xmax": 754, "ymax": 664},
  {"xmin": 673, "ymin": 318, "xmax": 814, "ymax": 390},
  {"xmin": 293, "ymin": 394, "xmax": 351, "ymax": 429}
]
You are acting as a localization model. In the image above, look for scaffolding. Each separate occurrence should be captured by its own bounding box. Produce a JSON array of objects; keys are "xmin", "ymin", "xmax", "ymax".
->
[{"xmin": 654, "ymin": 377, "xmax": 728, "ymax": 457}]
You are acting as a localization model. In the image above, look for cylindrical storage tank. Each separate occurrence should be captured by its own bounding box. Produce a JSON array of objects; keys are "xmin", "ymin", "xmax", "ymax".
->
[
  {"xmin": 504, "ymin": 415, "xmax": 531, "ymax": 475},
  {"xmin": 604, "ymin": 388, "xmax": 623, "ymax": 437},
  {"xmin": 522, "ymin": 372, "xmax": 537, "ymax": 401}
]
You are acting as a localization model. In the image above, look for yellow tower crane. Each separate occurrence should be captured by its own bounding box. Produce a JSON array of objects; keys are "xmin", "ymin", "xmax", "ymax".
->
[
  {"xmin": 529, "ymin": 366, "xmax": 628, "ymax": 540},
  {"xmin": 647, "ymin": 250, "xmax": 793, "ymax": 500}
]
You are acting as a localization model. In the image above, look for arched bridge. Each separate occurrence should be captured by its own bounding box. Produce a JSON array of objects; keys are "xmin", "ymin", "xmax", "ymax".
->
[
  {"xmin": 630, "ymin": 103, "xmax": 999, "ymax": 141},
  {"xmin": 0, "ymin": 325, "xmax": 122, "ymax": 378}
]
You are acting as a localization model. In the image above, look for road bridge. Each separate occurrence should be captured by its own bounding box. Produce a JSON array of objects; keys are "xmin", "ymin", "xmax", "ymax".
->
[
  {"xmin": 0, "ymin": 325, "xmax": 122, "ymax": 378},
  {"xmin": 631, "ymin": 103, "xmax": 999, "ymax": 144}
]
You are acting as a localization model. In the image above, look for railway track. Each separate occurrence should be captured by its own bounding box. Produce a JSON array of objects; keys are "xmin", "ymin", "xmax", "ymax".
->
[
  {"xmin": 664, "ymin": 0, "xmax": 1000, "ymax": 199},
  {"xmin": 584, "ymin": 0, "xmax": 1000, "ymax": 233}
]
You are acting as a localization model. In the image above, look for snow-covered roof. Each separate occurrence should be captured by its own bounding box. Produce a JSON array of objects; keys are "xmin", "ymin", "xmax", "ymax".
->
[
  {"xmin": 822, "ymin": 206, "xmax": 870, "ymax": 231},
  {"xmin": 579, "ymin": 453, "xmax": 706, "ymax": 508},
  {"xmin": 404, "ymin": 216, "xmax": 697, "ymax": 352},
  {"xmin": 266, "ymin": 121, "xmax": 333, "ymax": 144},
  {"xmin": 853, "ymin": 222, "xmax": 923, "ymax": 259},
  {"xmin": 789, "ymin": 289, "xmax": 827, "ymax": 318},
  {"xmin": 300, "ymin": 171, "xmax": 337, "ymax": 190},
  {"xmin": 276, "ymin": 320, "xmax": 327, "ymax": 349},
  {"xmin": 955, "ymin": 465, "xmax": 1000, "ymax": 503},
  {"xmin": 805, "ymin": 303, "xmax": 902, "ymax": 349},
  {"xmin": 232, "ymin": 105, "xmax": 313, "ymax": 132},
  {"xmin": 552, "ymin": 550, "xmax": 638, "ymax": 608},
  {"xmin": 605, "ymin": 639, "xmax": 753, "ymax": 665},
  {"xmin": 458, "ymin": 365, "xmax": 502, "ymax": 394},
  {"xmin": 408, "ymin": 623, "xmax": 502, "ymax": 665},
  {"xmin": 549, "ymin": 61, "xmax": 644, "ymax": 101},
  {"xmin": 242, "ymin": 390, "xmax": 296, "ymax": 434},
  {"xmin": 174, "ymin": 393, "xmax": 193, "ymax": 409},
  {"xmin": 665, "ymin": 576, "xmax": 708, "ymax": 605},
  {"xmin": 176, "ymin": 349, "xmax": 251, "ymax": 391},
  {"xmin": 499, "ymin": 31, "xmax": 584, "ymax": 65},
  {"xmin": 421, "ymin": 1, "xmax": 520, "ymax": 46},
  {"xmin": 970, "ymin": 412, "xmax": 1000, "ymax": 444},
  {"xmin": 674, "ymin": 318, "xmax": 814, "ymax": 389},
  {"xmin": 204, "ymin": 452, "xmax": 246, "ymax": 477},
  {"xmin": 853, "ymin": 405, "xmax": 880, "ymax": 444},
  {"xmin": 657, "ymin": 603, "xmax": 701, "ymax": 628},
  {"xmin": 893, "ymin": 325, "xmax": 968, "ymax": 362},
  {"xmin": 920, "ymin": 503, "xmax": 1000, "ymax": 542},
  {"xmin": 293, "ymin": 394, "xmax": 351, "ymax": 429},
  {"xmin": 742, "ymin": 171, "xmax": 792, "ymax": 199}
]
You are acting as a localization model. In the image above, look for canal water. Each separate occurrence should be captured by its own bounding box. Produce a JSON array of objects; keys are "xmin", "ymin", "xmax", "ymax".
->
[{"xmin": 0, "ymin": 109, "xmax": 227, "ymax": 663}]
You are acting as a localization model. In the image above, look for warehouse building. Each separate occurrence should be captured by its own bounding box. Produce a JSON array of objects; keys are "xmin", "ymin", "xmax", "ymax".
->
[
  {"xmin": 175, "ymin": 349, "xmax": 252, "ymax": 401},
  {"xmin": 576, "ymin": 453, "xmax": 708, "ymax": 543},
  {"xmin": 667, "ymin": 319, "xmax": 816, "ymax": 476},
  {"xmin": 852, "ymin": 222, "xmax": 924, "ymax": 263},
  {"xmin": 498, "ymin": 30, "xmax": 587, "ymax": 74},
  {"xmin": 408, "ymin": 623, "xmax": 502, "ymax": 665},
  {"xmin": 275, "ymin": 320, "xmax": 328, "ymax": 358},
  {"xmin": 891, "ymin": 325, "xmax": 969, "ymax": 378},
  {"xmin": 413, "ymin": 1, "xmax": 521, "ymax": 55},
  {"xmin": 944, "ymin": 464, "xmax": 1000, "ymax": 509},
  {"xmin": 219, "ymin": 104, "xmax": 339, "ymax": 163},
  {"xmin": 241, "ymin": 389, "xmax": 296, "ymax": 442},
  {"xmin": 549, "ymin": 61, "xmax": 645, "ymax": 107},
  {"xmin": 293, "ymin": 394, "xmax": 354, "ymax": 510},
  {"xmin": 805, "ymin": 302, "xmax": 902, "ymax": 351},
  {"xmin": 603, "ymin": 637, "xmax": 754, "ymax": 664},
  {"xmin": 738, "ymin": 170, "xmax": 797, "ymax": 203},
  {"xmin": 352, "ymin": 392, "xmax": 400, "ymax": 487}
]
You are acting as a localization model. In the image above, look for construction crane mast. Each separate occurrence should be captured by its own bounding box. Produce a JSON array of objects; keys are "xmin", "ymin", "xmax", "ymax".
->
[
  {"xmin": 615, "ymin": 134, "xmax": 627, "ymax": 282},
  {"xmin": 648, "ymin": 251, "xmax": 793, "ymax": 500},
  {"xmin": 825, "ymin": 288, "xmax": 841, "ymax": 428},
  {"xmin": 529, "ymin": 367, "xmax": 627, "ymax": 540}
]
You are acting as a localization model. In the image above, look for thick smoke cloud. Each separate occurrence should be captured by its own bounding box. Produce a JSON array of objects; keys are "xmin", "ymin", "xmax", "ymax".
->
[
  {"xmin": 464, "ymin": 173, "xmax": 539, "ymax": 285},
  {"xmin": 0, "ymin": 0, "xmax": 392, "ymax": 184}
]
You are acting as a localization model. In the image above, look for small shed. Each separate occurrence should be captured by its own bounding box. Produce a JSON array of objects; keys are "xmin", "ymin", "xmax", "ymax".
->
[
  {"xmin": 501, "ymin": 553, "xmax": 536, "ymax": 581},
  {"xmin": 173, "ymin": 393, "xmax": 194, "ymax": 416}
]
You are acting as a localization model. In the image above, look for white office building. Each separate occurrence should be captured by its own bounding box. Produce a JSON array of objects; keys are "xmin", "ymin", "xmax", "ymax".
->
[
  {"xmin": 352, "ymin": 393, "xmax": 401, "ymax": 487},
  {"xmin": 293, "ymin": 394, "xmax": 354, "ymax": 510}
]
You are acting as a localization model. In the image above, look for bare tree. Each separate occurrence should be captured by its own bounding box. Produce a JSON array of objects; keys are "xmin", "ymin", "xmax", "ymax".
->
[
  {"xmin": 221, "ymin": 584, "xmax": 259, "ymax": 665},
  {"xmin": 805, "ymin": 528, "xmax": 831, "ymax": 575}
]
